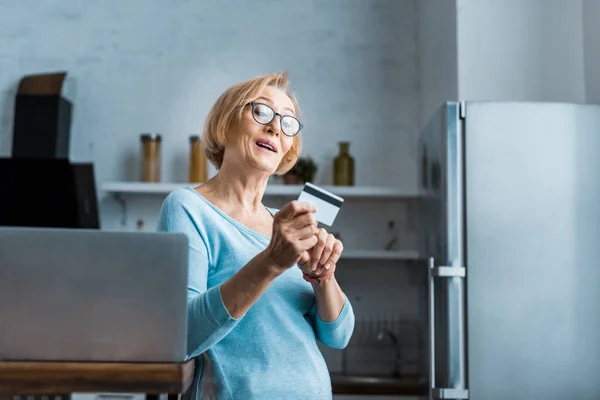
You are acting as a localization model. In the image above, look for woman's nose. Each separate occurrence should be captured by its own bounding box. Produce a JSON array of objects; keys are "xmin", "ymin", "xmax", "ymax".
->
[{"xmin": 267, "ymin": 117, "xmax": 281, "ymax": 136}]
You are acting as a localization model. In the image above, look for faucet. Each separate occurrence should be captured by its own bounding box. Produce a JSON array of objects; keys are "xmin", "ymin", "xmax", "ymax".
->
[{"xmin": 376, "ymin": 330, "xmax": 402, "ymax": 378}]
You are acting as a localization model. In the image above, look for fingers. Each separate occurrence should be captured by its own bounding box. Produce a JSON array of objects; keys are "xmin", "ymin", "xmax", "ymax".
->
[
  {"xmin": 277, "ymin": 201, "xmax": 318, "ymax": 242},
  {"xmin": 311, "ymin": 229, "xmax": 329, "ymax": 270},
  {"xmin": 267, "ymin": 202, "xmax": 319, "ymax": 271},
  {"xmin": 310, "ymin": 264, "xmax": 329, "ymax": 277},
  {"xmin": 295, "ymin": 224, "xmax": 318, "ymax": 240},
  {"xmin": 275, "ymin": 201, "xmax": 317, "ymax": 236},
  {"xmin": 291, "ymin": 212, "xmax": 317, "ymax": 230},
  {"xmin": 318, "ymin": 234, "xmax": 336, "ymax": 266},
  {"xmin": 275, "ymin": 200, "xmax": 317, "ymax": 220},
  {"xmin": 323, "ymin": 238, "xmax": 343, "ymax": 268},
  {"xmin": 298, "ymin": 235, "xmax": 318, "ymax": 255},
  {"xmin": 284, "ymin": 234, "xmax": 317, "ymax": 265},
  {"xmin": 298, "ymin": 250, "xmax": 311, "ymax": 266},
  {"xmin": 302, "ymin": 232, "xmax": 344, "ymax": 276}
]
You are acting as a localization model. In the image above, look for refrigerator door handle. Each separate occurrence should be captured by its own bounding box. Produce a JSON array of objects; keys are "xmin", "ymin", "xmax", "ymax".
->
[
  {"xmin": 432, "ymin": 388, "xmax": 470, "ymax": 399},
  {"xmin": 429, "ymin": 257, "xmax": 469, "ymax": 400},
  {"xmin": 433, "ymin": 266, "xmax": 466, "ymax": 278},
  {"xmin": 428, "ymin": 257, "xmax": 436, "ymax": 394}
]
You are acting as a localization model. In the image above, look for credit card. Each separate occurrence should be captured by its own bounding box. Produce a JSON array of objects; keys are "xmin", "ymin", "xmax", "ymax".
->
[{"xmin": 297, "ymin": 182, "xmax": 344, "ymax": 226}]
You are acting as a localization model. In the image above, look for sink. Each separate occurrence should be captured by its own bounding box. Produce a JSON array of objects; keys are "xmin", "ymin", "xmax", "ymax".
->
[{"xmin": 330, "ymin": 373, "xmax": 428, "ymax": 395}]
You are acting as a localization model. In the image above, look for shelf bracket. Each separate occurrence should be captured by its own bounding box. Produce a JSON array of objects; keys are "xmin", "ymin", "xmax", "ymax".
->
[{"xmin": 112, "ymin": 193, "xmax": 128, "ymax": 227}]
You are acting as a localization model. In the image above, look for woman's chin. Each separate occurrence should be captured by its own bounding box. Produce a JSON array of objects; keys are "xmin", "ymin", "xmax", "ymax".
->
[{"xmin": 247, "ymin": 158, "xmax": 278, "ymax": 176}]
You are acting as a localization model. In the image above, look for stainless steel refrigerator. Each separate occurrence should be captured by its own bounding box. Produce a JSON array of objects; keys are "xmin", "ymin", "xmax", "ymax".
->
[{"xmin": 418, "ymin": 102, "xmax": 600, "ymax": 400}]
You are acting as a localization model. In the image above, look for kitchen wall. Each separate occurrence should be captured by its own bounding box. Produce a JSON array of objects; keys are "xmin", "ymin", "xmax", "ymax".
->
[
  {"xmin": 0, "ymin": 0, "xmax": 424, "ymax": 380},
  {"xmin": 0, "ymin": 0, "xmax": 421, "ymax": 190},
  {"xmin": 0, "ymin": 1, "xmax": 422, "ymax": 250},
  {"xmin": 2, "ymin": 0, "xmax": 598, "ymax": 388},
  {"xmin": 417, "ymin": 0, "xmax": 589, "ymax": 128},
  {"xmin": 583, "ymin": 0, "xmax": 600, "ymax": 104},
  {"xmin": 418, "ymin": 0, "xmax": 458, "ymax": 129},
  {"xmin": 456, "ymin": 0, "xmax": 586, "ymax": 102}
]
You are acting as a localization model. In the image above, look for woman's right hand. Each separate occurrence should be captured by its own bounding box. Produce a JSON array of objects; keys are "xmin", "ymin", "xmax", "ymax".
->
[{"xmin": 265, "ymin": 200, "xmax": 319, "ymax": 271}]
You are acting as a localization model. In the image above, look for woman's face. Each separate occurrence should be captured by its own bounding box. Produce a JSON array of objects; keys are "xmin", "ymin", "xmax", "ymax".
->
[{"xmin": 225, "ymin": 86, "xmax": 298, "ymax": 175}]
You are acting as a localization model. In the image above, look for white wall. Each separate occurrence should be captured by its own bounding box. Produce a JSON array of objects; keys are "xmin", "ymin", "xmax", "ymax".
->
[
  {"xmin": 0, "ymin": 0, "xmax": 420, "ymax": 193},
  {"xmin": 456, "ymin": 0, "xmax": 586, "ymax": 102},
  {"xmin": 0, "ymin": 0, "xmax": 422, "ymax": 234},
  {"xmin": 418, "ymin": 0, "xmax": 458, "ymax": 128},
  {"xmin": 583, "ymin": 0, "xmax": 600, "ymax": 104},
  {"xmin": 0, "ymin": 0, "xmax": 425, "ymax": 379},
  {"xmin": 418, "ymin": 0, "xmax": 589, "ymax": 127}
]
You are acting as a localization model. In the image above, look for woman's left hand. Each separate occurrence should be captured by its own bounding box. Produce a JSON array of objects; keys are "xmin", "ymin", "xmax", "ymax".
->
[{"xmin": 298, "ymin": 228, "xmax": 343, "ymax": 277}]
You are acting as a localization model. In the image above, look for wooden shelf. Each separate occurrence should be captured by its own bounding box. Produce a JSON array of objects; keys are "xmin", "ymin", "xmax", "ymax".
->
[
  {"xmin": 101, "ymin": 183, "xmax": 422, "ymax": 262},
  {"xmin": 100, "ymin": 182, "xmax": 421, "ymax": 199}
]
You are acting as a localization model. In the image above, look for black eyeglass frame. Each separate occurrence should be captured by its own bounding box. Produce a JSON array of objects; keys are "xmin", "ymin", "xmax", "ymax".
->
[{"xmin": 247, "ymin": 102, "xmax": 304, "ymax": 137}]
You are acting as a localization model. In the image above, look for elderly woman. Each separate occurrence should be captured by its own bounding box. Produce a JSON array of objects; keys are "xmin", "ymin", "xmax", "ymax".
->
[{"xmin": 157, "ymin": 72, "xmax": 355, "ymax": 400}]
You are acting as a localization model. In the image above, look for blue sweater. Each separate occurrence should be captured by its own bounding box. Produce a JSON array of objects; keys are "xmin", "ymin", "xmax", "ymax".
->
[{"xmin": 157, "ymin": 187, "xmax": 355, "ymax": 400}]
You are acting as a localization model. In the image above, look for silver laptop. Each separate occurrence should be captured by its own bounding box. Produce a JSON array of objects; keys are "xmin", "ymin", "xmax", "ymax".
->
[{"xmin": 0, "ymin": 227, "xmax": 189, "ymax": 363}]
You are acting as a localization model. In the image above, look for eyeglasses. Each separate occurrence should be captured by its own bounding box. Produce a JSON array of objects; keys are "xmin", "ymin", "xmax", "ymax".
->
[{"xmin": 247, "ymin": 102, "xmax": 303, "ymax": 137}]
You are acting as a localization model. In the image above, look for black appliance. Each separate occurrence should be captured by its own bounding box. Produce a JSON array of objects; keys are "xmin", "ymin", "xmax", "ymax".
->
[{"xmin": 0, "ymin": 71, "xmax": 99, "ymax": 229}]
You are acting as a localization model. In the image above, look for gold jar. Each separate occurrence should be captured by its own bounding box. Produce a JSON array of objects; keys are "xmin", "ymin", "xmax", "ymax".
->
[
  {"xmin": 333, "ymin": 141, "xmax": 354, "ymax": 186},
  {"xmin": 189, "ymin": 135, "xmax": 208, "ymax": 183},
  {"xmin": 140, "ymin": 133, "xmax": 161, "ymax": 182}
]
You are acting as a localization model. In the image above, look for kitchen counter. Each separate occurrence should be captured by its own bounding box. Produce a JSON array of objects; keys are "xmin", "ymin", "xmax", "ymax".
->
[
  {"xmin": 330, "ymin": 373, "xmax": 427, "ymax": 396},
  {"xmin": 0, "ymin": 361, "xmax": 425, "ymax": 397}
]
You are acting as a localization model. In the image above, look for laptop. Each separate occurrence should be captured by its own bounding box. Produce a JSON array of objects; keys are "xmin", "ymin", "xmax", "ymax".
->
[{"xmin": 0, "ymin": 227, "xmax": 189, "ymax": 363}]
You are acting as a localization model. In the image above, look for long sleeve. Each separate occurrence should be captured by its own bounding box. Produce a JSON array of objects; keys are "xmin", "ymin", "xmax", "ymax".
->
[
  {"xmin": 157, "ymin": 193, "xmax": 242, "ymax": 359},
  {"xmin": 308, "ymin": 296, "xmax": 355, "ymax": 349},
  {"xmin": 155, "ymin": 187, "xmax": 354, "ymax": 399}
]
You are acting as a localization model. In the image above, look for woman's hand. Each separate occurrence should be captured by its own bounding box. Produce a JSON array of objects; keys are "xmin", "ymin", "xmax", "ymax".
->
[
  {"xmin": 299, "ymin": 228, "xmax": 343, "ymax": 277},
  {"xmin": 265, "ymin": 201, "xmax": 319, "ymax": 272}
]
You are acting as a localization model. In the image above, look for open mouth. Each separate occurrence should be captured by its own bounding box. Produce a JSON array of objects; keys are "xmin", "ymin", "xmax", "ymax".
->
[{"xmin": 255, "ymin": 139, "xmax": 277, "ymax": 153}]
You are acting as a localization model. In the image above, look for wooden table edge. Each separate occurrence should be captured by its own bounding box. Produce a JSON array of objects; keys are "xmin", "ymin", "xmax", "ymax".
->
[{"xmin": 0, "ymin": 360, "xmax": 195, "ymax": 395}]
